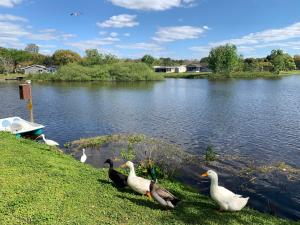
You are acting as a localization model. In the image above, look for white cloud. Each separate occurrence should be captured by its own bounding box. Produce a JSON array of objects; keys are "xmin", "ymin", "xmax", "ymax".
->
[
  {"xmin": 211, "ymin": 22, "xmax": 300, "ymax": 47},
  {"xmin": 0, "ymin": 14, "xmax": 27, "ymax": 22},
  {"xmin": 0, "ymin": 20, "xmax": 76, "ymax": 48},
  {"xmin": 66, "ymin": 37, "xmax": 120, "ymax": 51},
  {"xmin": 190, "ymin": 22, "xmax": 300, "ymax": 57},
  {"xmin": 116, "ymin": 42, "xmax": 163, "ymax": 51},
  {"xmin": 124, "ymin": 33, "xmax": 130, "ymax": 37},
  {"xmin": 99, "ymin": 31, "xmax": 107, "ymax": 36},
  {"xmin": 97, "ymin": 14, "xmax": 139, "ymax": 28},
  {"xmin": 0, "ymin": 0, "xmax": 22, "ymax": 8},
  {"xmin": 60, "ymin": 33, "xmax": 77, "ymax": 40},
  {"xmin": 108, "ymin": 0, "xmax": 194, "ymax": 11},
  {"xmin": 110, "ymin": 32, "xmax": 118, "ymax": 37},
  {"xmin": 27, "ymin": 29, "xmax": 76, "ymax": 41},
  {"xmin": 152, "ymin": 26, "xmax": 206, "ymax": 42}
]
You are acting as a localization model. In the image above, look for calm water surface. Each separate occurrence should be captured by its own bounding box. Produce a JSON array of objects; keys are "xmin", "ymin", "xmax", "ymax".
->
[{"xmin": 1, "ymin": 77, "xmax": 300, "ymax": 219}]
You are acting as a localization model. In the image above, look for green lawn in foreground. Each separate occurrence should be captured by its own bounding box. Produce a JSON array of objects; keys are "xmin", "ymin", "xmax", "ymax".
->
[{"xmin": 0, "ymin": 132, "xmax": 298, "ymax": 225}]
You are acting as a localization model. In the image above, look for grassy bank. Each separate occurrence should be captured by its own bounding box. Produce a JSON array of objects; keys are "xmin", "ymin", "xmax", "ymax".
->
[
  {"xmin": 0, "ymin": 73, "xmax": 26, "ymax": 80},
  {"xmin": 0, "ymin": 133, "xmax": 299, "ymax": 225},
  {"xmin": 28, "ymin": 62, "xmax": 164, "ymax": 82},
  {"xmin": 164, "ymin": 70, "xmax": 300, "ymax": 79}
]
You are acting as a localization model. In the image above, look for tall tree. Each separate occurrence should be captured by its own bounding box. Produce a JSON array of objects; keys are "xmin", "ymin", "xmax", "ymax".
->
[
  {"xmin": 267, "ymin": 49, "xmax": 296, "ymax": 74},
  {"xmin": 208, "ymin": 44, "xmax": 240, "ymax": 75},
  {"xmin": 53, "ymin": 50, "xmax": 81, "ymax": 65},
  {"xmin": 0, "ymin": 56, "xmax": 14, "ymax": 73},
  {"xmin": 25, "ymin": 44, "xmax": 39, "ymax": 54},
  {"xmin": 141, "ymin": 55, "xmax": 155, "ymax": 67},
  {"xmin": 294, "ymin": 55, "xmax": 300, "ymax": 69}
]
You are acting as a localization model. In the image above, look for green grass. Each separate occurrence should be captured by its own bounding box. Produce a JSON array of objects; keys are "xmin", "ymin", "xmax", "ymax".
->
[
  {"xmin": 0, "ymin": 132, "xmax": 299, "ymax": 225},
  {"xmin": 164, "ymin": 70, "xmax": 300, "ymax": 79}
]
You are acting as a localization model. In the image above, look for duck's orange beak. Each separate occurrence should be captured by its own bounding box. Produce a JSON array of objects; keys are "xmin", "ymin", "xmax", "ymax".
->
[
  {"xmin": 201, "ymin": 172, "xmax": 208, "ymax": 177},
  {"xmin": 120, "ymin": 163, "xmax": 126, "ymax": 168}
]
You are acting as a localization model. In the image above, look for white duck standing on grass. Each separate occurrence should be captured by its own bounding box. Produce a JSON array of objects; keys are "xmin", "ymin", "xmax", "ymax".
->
[
  {"xmin": 201, "ymin": 170, "xmax": 249, "ymax": 212},
  {"xmin": 40, "ymin": 134, "xmax": 59, "ymax": 146},
  {"xmin": 121, "ymin": 161, "xmax": 151, "ymax": 197},
  {"xmin": 80, "ymin": 149, "xmax": 87, "ymax": 163}
]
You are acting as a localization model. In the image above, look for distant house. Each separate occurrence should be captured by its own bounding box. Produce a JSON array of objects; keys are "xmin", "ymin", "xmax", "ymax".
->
[
  {"xmin": 47, "ymin": 66, "xmax": 58, "ymax": 73},
  {"xmin": 153, "ymin": 65, "xmax": 187, "ymax": 73},
  {"xmin": 186, "ymin": 64, "xmax": 202, "ymax": 73},
  {"xmin": 186, "ymin": 64, "xmax": 211, "ymax": 73},
  {"xmin": 175, "ymin": 65, "xmax": 187, "ymax": 73},
  {"xmin": 21, "ymin": 65, "xmax": 48, "ymax": 74},
  {"xmin": 153, "ymin": 66, "xmax": 176, "ymax": 73}
]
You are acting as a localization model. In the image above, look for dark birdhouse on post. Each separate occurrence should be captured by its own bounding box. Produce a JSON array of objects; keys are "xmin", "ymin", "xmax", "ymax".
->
[
  {"xmin": 19, "ymin": 81, "xmax": 34, "ymax": 122},
  {"xmin": 19, "ymin": 84, "xmax": 31, "ymax": 100}
]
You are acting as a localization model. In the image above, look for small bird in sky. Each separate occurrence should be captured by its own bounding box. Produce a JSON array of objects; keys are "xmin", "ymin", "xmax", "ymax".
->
[{"xmin": 70, "ymin": 12, "xmax": 82, "ymax": 17}]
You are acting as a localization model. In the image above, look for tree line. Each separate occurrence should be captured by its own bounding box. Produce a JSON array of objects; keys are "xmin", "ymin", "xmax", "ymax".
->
[
  {"xmin": 1, "ymin": 43, "xmax": 300, "ymax": 75},
  {"xmin": 207, "ymin": 45, "xmax": 299, "ymax": 75}
]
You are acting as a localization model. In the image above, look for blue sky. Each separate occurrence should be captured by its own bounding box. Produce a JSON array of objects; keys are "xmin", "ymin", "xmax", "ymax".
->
[{"xmin": 1, "ymin": 0, "xmax": 300, "ymax": 59}]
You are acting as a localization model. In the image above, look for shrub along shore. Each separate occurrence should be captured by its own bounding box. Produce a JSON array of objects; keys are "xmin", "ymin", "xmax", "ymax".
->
[
  {"xmin": 164, "ymin": 70, "xmax": 300, "ymax": 79},
  {"xmin": 0, "ymin": 132, "xmax": 299, "ymax": 225},
  {"xmin": 27, "ymin": 62, "xmax": 164, "ymax": 82}
]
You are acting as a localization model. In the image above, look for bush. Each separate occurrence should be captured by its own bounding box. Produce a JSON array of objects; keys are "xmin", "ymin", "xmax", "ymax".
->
[{"xmin": 29, "ymin": 62, "xmax": 164, "ymax": 82}]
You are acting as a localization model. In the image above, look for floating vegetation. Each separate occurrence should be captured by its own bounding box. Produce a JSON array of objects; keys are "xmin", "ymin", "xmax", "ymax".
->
[{"xmin": 204, "ymin": 145, "xmax": 217, "ymax": 162}]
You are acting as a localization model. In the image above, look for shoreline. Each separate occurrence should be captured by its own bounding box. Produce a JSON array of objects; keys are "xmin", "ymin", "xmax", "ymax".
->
[
  {"xmin": 164, "ymin": 70, "xmax": 300, "ymax": 79},
  {"xmin": 1, "ymin": 132, "xmax": 298, "ymax": 224},
  {"xmin": 1, "ymin": 70, "xmax": 300, "ymax": 82}
]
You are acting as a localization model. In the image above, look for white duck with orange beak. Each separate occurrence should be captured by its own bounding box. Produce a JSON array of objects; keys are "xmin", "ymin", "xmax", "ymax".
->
[
  {"xmin": 121, "ymin": 161, "xmax": 151, "ymax": 196},
  {"xmin": 201, "ymin": 170, "xmax": 249, "ymax": 212}
]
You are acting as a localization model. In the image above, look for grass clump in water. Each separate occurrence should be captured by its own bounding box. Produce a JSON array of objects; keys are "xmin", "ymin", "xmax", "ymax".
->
[{"xmin": 205, "ymin": 145, "xmax": 217, "ymax": 162}]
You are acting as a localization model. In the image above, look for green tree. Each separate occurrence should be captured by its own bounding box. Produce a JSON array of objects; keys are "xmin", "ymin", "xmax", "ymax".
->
[
  {"xmin": 53, "ymin": 50, "xmax": 81, "ymax": 65},
  {"xmin": 200, "ymin": 57, "xmax": 209, "ymax": 66},
  {"xmin": 267, "ymin": 49, "xmax": 296, "ymax": 74},
  {"xmin": 44, "ymin": 55, "xmax": 54, "ymax": 66},
  {"xmin": 0, "ymin": 56, "xmax": 14, "ymax": 73},
  {"xmin": 25, "ymin": 43, "xmax": 39, "ymax": 54},
  {"xmin": 141, "ymin": 55, "xmax": 155, "ymax": 67},
  {"xmin": 159, "ymin": 57, "xmax": 176, "ymax": 66},
  {"xmin": 208, "ymin": 44, "xmax": 240, "ymax": 75},
  {"xmin": 244, "ymin": 58, "xmax": 260, "ymax": 72},
  {"xmin": 84, "ymin": 49, "xmax": 103, "ymax": 65},
  {"xmin": 103, "ymin": 54, "xmax": 118, "ymax": 64},
  {"xmin": 294, "ymin": 55, "xmax": 300, "ymax": 69}
]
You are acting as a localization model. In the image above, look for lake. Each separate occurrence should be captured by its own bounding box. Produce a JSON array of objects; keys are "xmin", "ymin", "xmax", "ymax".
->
[{"xmin": 1, "ymin": 77, "xmax": 300, "ymax": 220}]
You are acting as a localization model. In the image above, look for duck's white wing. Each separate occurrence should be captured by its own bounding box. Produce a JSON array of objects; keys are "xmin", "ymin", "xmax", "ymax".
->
[
  {"xmin": 217, "ymin": 186, "xmax": 239, "ymax": 199},
  {"xmin": 128, "ymin": 176, "xmax": 151, "ymax": 194}
]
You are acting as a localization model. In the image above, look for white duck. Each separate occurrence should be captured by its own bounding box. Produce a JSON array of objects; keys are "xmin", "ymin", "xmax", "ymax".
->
[
  {"xmin": 80, "ymin": 149, "xmax": 87, "ymax": 163},
  {"xmin": 40, "ymin": 134, "xmax": 59, "ymax": 146},
  {"xmin": 121, "ymin": 161, "xmax": 151, "ymax": 196},
  {"xmin": 201, "ymin": 170, "xmax": 249, "ymax": 211}
]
